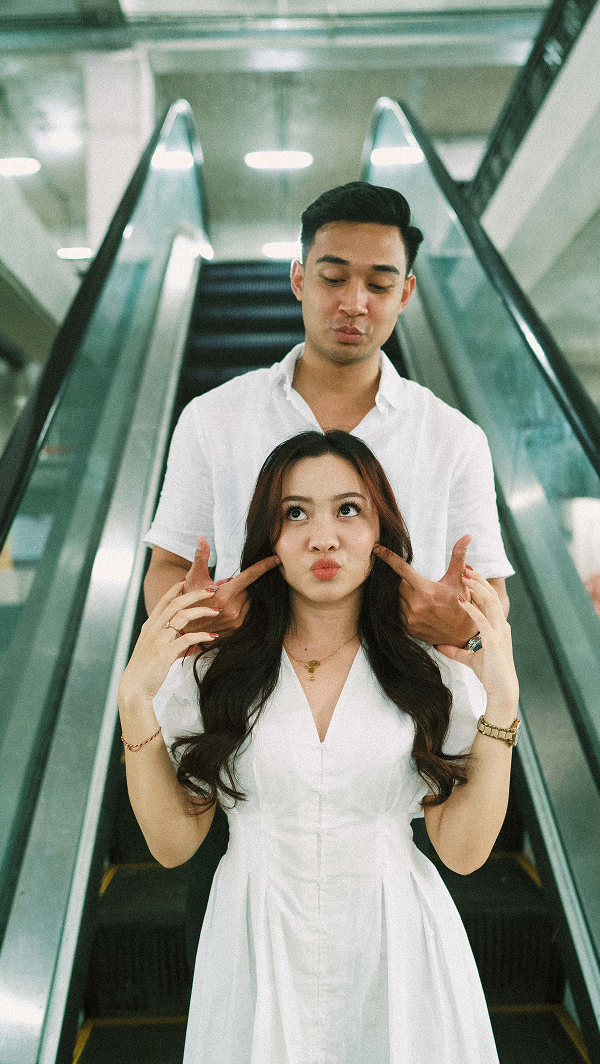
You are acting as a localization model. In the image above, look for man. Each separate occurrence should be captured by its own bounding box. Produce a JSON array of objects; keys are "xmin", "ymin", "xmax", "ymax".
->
[
  {"xmin": 144, "ymin": 182, "xmax": 511, "ymax": 632},
  {"xmin": 143, "ymin": 182, "xmax": 513, "ymax": 967}
]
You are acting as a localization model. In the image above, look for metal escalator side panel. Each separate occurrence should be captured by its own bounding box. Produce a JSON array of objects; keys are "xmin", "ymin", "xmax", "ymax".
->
[
  {"xmin": 0, "ymin": 233, "xmax": 202, "ymax": 1064},
  {"xmin": 363, "ymin": 96, "xmax": 600, "ymax": 1058}
]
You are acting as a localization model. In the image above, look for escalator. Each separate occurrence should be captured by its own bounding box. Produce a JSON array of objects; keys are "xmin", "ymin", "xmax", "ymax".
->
[{"xmin": 0, "ymin": 96, "xmax": 599, "ymax": 1064}]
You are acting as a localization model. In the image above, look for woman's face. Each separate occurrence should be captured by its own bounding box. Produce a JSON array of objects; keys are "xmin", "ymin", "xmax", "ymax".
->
[{"xmin": 274, "ymin": 453, "xmax": 380, "ymax": 604}]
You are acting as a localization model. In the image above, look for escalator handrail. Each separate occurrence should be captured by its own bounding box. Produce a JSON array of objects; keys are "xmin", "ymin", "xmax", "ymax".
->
[
  {"xmin": 361, "ymin": 96, "xmax": 600, "ymax": 482},
  {"xmin": 0, "ymin": 98, "xmax": 208, "ymax": 552}
]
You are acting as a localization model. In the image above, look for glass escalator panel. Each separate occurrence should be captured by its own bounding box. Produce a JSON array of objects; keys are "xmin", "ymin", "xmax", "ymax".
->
[
  {"xmin": 0, "ymin": 103, "xmax": 207, "ymax": 938},
  {"xmin": 365, "ymin": 99, "xmax": 600, "ymax": 773}
]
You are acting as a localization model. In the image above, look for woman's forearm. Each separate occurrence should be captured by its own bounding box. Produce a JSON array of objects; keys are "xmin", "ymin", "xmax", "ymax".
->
[
  {"xmin": 424, "ymin": 697, "xmax": 515, "ymax": 875},
  {"xmin": 119, "ymin": 694, "xmax": 215, "ymax": 867}
]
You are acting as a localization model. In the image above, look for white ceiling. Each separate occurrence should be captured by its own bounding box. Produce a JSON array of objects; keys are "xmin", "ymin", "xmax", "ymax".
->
[{"xmin": 0, "ymin": 0, "xmax": 547, "ymax": 257}]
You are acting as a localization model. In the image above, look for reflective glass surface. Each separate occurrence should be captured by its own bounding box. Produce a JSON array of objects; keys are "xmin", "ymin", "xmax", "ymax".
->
[
  {"xmin": 366, "ymin": 100, "xmax": 600, "ymax": 759},
  {"xmin": 0, "ymin": 106, "xmax": 207, "ymax": 924}
]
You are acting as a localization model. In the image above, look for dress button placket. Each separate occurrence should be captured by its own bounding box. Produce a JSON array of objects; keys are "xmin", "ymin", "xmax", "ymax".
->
[{"xmin": 317, "ymin": 745, "xmax": 326, "ymax": 1059}]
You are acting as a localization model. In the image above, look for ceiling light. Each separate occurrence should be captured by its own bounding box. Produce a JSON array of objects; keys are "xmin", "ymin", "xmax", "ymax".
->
[
  {"xmin": 370, "ymin": 147, "xmax": 424, "ymax": 166},
  {"xmin": 0, "ymin": 157, "xmax": 41, "ymax": 177},
  {"xmin": 198, "ymin": 238, "xmax": 214, "ymax": 260},
  {"xmin": 263, "ymin": 241, "xmax": 301, "ymax": 260},
  {"xmin": 245, "ymin": 151, "xmax": 313, "ymax": 171},
  {"xmin": 151, "ymin": 146, "xmax": 194, "ymax": 170},
  {"xmin": 57, "ymin": 247, "xmax": 92, "ymax": 260}
]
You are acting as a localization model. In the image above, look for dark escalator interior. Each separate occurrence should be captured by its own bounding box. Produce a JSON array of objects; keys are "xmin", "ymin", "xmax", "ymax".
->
[{"xmin": 0, "ymin": 98, "xmax": 599, "ymax": 1064}]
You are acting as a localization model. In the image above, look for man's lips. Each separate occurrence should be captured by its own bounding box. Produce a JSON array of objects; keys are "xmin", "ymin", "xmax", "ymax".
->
[{"xmin": 335, "ymin": 326, "xmax": 364, "ymax": 343}]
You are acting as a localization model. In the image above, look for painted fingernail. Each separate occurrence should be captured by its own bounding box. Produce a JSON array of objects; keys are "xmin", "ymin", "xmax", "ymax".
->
[
  {"xmin": 208, "ymin": 633, "xmax": 219, "ymax": 639},
  {"xmin": 458, "ymin": 596, "xmax": 466, "ymax": 603},
  {"xmin": 465, "ymin": 564, "xmax": 473, "ymax": 571},
  {"xmin": 209, "ymin": 607, "xmax": 221, "ymax": 613},
  {"xmin": 205, "ymin": 586, "xmax": 218, "ymax": 592}
]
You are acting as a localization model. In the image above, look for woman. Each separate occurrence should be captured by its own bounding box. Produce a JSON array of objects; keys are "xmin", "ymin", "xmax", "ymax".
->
[{"xmin": 119, "ymin": 430, "xmax": 519, "ymax": 1064}]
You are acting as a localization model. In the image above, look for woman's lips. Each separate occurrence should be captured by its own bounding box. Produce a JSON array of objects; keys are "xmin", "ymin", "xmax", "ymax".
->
[{"xmin": 311, "ymin": 561, "xmax": 341, "ymax": 581}]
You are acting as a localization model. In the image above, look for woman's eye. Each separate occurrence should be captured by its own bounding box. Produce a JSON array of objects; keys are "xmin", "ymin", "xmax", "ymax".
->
[
  {"xmin": 339, "ymin": 502, "xmax": 360, "ymax": 517},
  {"xmin": 285, "ymin": 506, "xmax": 307, "ymax": 521}
]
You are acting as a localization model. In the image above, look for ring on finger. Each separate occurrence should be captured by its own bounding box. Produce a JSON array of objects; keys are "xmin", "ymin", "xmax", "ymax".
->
[{"xmin": 164, "ymin": 621, "xmax": 184, "ymax": 636}]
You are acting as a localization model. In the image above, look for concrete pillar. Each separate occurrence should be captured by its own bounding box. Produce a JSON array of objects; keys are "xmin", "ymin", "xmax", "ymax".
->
[
  {"xmin": 83, "ymin": 50, "xmax": 155, "ymax": 253},
  {"xmin": 481, "ymin": 1, "xmax": 600, "ymax": 294}
]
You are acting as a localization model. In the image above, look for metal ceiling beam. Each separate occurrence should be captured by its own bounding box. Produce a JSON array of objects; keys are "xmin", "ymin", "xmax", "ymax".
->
[{"xmin": 0, "ymin": 10, "xmax": 545, "ymax": 53}]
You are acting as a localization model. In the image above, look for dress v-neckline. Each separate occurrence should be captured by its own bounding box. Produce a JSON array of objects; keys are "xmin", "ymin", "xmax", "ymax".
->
[{"xmin": 282, "ymin": 644, "xmax": 364, "ymax": 745}]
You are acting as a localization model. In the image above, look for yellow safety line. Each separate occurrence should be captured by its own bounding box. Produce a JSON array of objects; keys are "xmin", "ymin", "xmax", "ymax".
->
[
  {"xmin": 554, "ymin": 1003, "xmax": 591, "ymax": 1063},
  {"xmin": 98, "ymin": 866, "xmax": 117, "ymax": 897},
  {"xmin": 489, "ymin": 1003, "xmax": 590, "ymax": 1062},
  {"xmin": 72, "ymin": 1020, "xmax": 93, "ymax": 1064},
  {"xmin": 511, "ymin": 851, "xmax": 543, "ymax": 889},
  {"xmin": 488, "ymin": 850, "xmax": 543, "ymax": 888},
  {"xmin": 98, "ymin": 861, "xmax": 161, "ymax": 896}
]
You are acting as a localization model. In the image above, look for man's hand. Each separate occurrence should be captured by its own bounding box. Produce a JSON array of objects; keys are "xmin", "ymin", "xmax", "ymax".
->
[
  {"xmin": 183, "ymin": 536, "xmax": 280, "ymax": 639},
  {"xmin": 372, "ymin": 534, "xmax": 478, "ymax": 647}
]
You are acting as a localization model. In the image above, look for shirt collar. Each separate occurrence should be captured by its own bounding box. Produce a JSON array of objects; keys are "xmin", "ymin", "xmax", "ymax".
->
[{"xmin": 273, "ymin": 342, "xmax": 406, "ymax": 412}]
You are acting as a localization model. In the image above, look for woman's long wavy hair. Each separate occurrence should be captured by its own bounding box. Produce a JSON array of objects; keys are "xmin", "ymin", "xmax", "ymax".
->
[{"xmin": 172, "ymin": 431, "xmax": 468, "ymax": 811}]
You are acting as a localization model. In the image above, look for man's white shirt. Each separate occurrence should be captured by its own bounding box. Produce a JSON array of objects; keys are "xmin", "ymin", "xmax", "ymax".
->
[{"xmin": 145, "ymin": 344, "xmax": 514, "ymax": 583}]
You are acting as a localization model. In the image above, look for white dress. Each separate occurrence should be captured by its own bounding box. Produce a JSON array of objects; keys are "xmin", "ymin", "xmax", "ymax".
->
[{"xmin": 153, "ymin": 646, "xmax": 500, "ymax": 1064}]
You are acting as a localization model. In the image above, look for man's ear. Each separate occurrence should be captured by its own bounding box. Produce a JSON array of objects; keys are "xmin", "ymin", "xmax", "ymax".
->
[
  {"xmin": 399, "ymin": 273, "xmax": 416, "ymax": 314},
  {"xmin": 290, "ymin": 258, "xmax": 304, "ymax": 301}
]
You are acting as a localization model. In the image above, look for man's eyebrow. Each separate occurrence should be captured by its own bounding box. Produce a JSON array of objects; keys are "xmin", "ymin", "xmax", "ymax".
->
[
  {"xmin": 281, "ymin": 492, "xmax": 368, "ymax": 503},
  {"xmin": 315, "ymin": 255, "xmax": 400, "ymax": 276}
]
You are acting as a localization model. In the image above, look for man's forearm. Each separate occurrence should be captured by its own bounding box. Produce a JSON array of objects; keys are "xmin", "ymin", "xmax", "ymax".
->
[{"xmin": 144, "ymin": 549, "xmax": 191, "ymax": 615}]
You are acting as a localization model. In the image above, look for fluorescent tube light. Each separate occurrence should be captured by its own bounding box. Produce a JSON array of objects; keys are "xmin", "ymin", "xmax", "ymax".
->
[
  {"xmin": 245, "ymin": 151, "xmax": 313, "ymax": 170},
  {"xmin": 151, "ymin": 147, "xmax": 194, "ymax": 170},
  {"xmin": 370, "ymin": 147, "xmax": 424, "ymax": 166},
  {"xmin": 0, "ymin": 157, "xmax": 41, "ymax": 176},
  {"xmin": 57, "ymin": 247, "xmax": 92, "ymax": 260}
]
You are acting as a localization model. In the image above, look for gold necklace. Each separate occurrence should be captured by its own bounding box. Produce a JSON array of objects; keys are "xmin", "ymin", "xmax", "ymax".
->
[{"xmin": 284, "ymin": 633, "xmax": 358, "ymax": 680}]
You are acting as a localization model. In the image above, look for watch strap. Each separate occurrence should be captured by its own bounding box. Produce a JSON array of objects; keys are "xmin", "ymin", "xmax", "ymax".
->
[{"xmin": 477, "ymin": 715, "xmax": 521, "ymax": 746}]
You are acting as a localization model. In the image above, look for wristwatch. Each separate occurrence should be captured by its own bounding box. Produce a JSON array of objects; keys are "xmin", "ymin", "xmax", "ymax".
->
[
  {"xmin": 477, "ymin": 715, "xmax": 521, "ymax": 747},
  {"xmin": 464, "ymin": 631, "xmax": 482, "ymax": 653}
]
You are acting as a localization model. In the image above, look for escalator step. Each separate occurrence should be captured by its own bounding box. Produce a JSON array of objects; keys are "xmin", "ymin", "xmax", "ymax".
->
[
  {"xmin": 86, "ymin": 866, "xmax": 190, "ymax": 1017},
  {"xmin": 186, "ymin": 336, "xmax": 304, "ymax": 371},
  {"xmin": 193, "ymin": 303, "xmax": 303, "ymax": 334},
  {"xmin": 72, "ymin": 1007, "xmax": 589, "ymax": 1064},
  {"xmin": 435, "ymin": 853, "xmax": 564, "ymax": 1005},
  {"xmin": 195, "ymin": 278, "xmax": 296, "ymax": 304},
  {"xmin": 203, "ymin": 260, "xmax": 292, "ymax": 281},
  {"xmin": 73, "ymin": 1017, "xmax": 187, "ymax": 1064},
  {"xmin": 490, "ymin": 1006, "xmax": 590, "ymax": 1063}
]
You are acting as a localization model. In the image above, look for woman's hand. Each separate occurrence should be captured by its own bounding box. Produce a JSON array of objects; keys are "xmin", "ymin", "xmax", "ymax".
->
[
  {"xmin": 436, "ymin": 570, "xmax": 519, "ymax": 717},
  {"xmin": 118, "ymin": 582, "xmax": 220, "ymax": 708}
]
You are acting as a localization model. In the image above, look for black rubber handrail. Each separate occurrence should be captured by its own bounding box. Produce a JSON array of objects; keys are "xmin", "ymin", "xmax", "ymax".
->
[
  {"xmin": 361, "ymin": 97, "xmax": 600, "ymax": 483},
  {"xmin": 0, "ymin": 99, "xmax": 208, "ymax": 552}
]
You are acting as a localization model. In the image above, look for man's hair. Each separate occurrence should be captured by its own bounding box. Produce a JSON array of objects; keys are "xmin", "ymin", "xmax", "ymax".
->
[{"xmin": 300, "ymin": 181, "xmax": 424, "ymax": 274}]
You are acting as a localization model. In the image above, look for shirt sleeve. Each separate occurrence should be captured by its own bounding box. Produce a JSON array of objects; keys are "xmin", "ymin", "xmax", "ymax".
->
[
  {"xmin": 447, "ymin": 422, "xmax": 514, "ymax": 579},
  {"xmin": 152, "ymin": 655, "xmax": 204, "ymax": 768},
  {"xmin": 144, "ymin": 400, "xmax": 215, "ymax": 565}
]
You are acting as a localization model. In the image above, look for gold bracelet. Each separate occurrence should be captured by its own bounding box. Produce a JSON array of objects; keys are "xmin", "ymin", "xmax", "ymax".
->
[{"xmin": 121, "ymin": 725, "xmax": 162, "ymax": 752}]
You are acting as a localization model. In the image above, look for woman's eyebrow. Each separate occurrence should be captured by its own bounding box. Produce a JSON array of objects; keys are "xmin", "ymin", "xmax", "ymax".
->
[{"xmin": 281, "ymin": 492, "xmax": 368, "ymax": 503}]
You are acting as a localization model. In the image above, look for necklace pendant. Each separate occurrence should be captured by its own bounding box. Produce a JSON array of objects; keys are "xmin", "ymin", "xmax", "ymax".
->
[{"xmin": 306, "ymin": 659, "xmax": 321, "ymax": 678}]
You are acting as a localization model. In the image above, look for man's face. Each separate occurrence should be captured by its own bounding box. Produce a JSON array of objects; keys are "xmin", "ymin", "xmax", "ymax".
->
[{"xmin": 290, "ymin": 221, "xmax": 415, "ymax": 367}]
